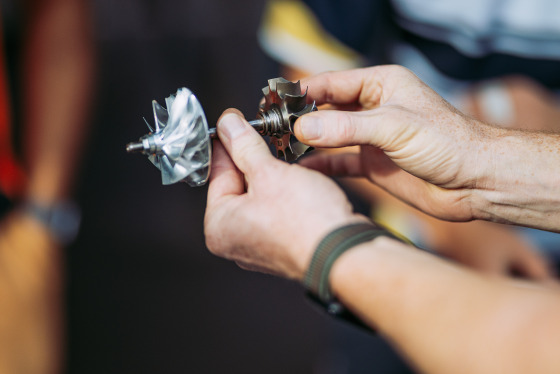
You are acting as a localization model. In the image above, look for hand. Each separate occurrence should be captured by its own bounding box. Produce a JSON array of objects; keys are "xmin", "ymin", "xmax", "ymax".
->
[
  {"xmin": 331, "ymin": 167, "xmax": 556, "ymax": 281},
  {"xmin": 204, "ymin": 109, "xmax": 365, "ymax": 280},
  {"xmin": 293, "ymin": 66, "xmax": 558, "ymax": 226}
]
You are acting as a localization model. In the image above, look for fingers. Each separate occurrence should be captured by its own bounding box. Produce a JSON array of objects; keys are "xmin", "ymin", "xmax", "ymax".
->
[
  {"xmin": 299, "ymin": 152, "xmax": 364, "ymax": 177},
  {"xmin": 367, "ymin": 161, "xmax": 473, "ymax": 222},
  {"xmin": 217, "ymin": 109, "xmax": 276, "ymax": 179},
  {"xmin": 294, "ymin": 110, "xmax": 390, "ymax": 148},
  {"xmin": 295, "ymin": 66, "xmax": 423, "ymax": 148},
  {"xmin": 303, "ymin": 148, "xmax": 473, "ymax": 221},
  {"xmin": 207, "ymin": 139, "xmax": 245, "ymax": 206},
  {"xmin": 300, "ymin": 67, "xmax": 386, "ymax": 107}
]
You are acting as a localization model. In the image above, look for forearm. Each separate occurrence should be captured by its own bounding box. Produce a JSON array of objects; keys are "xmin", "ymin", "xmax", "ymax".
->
[
  {"xmin": 23, "ymin": 0, "xmax": 95, "ymax": 204},
  {"xmin": 330, "ymin": 237, "xmax": 560, "ymax": 374},
  {"xmin": 473, "ymin": 126, "xmax": 560, "ymax": 232}
]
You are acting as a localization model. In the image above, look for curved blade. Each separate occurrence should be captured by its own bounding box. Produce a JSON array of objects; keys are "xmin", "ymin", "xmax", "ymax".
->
[
  {"xmin": 147, "ymin": 88, "xmax": 212, "ymax": 186},
  {"xmin": 152, "ymin": 100, "xmax": 168, "ymax": 132}
]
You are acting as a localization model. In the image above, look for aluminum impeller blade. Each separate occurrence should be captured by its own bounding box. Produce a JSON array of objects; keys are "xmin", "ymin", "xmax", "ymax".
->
[
  {"xmin": 128, "ymin": 88, "xmax": 212, "ymax": 186},
  {"xmin": 126, "ymin": 77, "xmax": 318, "ymax": 187}
]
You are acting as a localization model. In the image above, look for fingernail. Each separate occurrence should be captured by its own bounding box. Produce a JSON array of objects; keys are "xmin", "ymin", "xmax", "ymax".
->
[
  {"xmin": 300, "ymin": 117, "xmax": 322, "ymax": 140},
  {"xmin": 218, "ymin": 113, "xmax": 246, "ymax": 140}
]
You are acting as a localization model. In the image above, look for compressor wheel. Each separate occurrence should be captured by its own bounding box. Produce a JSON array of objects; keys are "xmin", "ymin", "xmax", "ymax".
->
[{"xmin": 126, "ymin": 78, "xmax": 316, "ymax": 185}]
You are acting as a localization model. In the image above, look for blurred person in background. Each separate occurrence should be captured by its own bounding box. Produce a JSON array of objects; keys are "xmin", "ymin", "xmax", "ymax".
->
[
  {"xmin": 258, "ymin": 0, "xmax": 560, "ymax": 280},
  {"xmin": 0, "ymin": 0, "xmax": 94, "ymax": 373}
]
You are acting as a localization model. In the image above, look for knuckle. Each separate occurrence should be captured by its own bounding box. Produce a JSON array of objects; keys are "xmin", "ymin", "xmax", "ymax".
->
[
  {"xmin": 204, "ymin": 233, "xmax": 220, "ymax": 255},
  {"xmin": 233, "ymin": 137, "xmax": 254, "ymax": 158},
  {"xmin": 203, "ymin": 210, "xmax": 229, "ymax": 256},
  {"xmin": 387, "ymin": 64, "xmax": 412, "ymax": 76},
  {"xmin": 321, "ymin": 70, "xmax": 337, "ymax": 103},
  {"xmin": 203, "ymin": 223, "xmax": 219, "ymax": 254},
  {"xmin": 333, "ymin": 112, "xmax": 357, "ymax": 142},
  {"xmin": 232, "ymin": 132, "xmax": 261, "ymax": 158}
]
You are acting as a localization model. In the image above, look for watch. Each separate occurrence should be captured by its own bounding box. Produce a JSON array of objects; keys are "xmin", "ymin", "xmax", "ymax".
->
[{"xmin": 23, "ymin": 200, "xmax": 81, "ymax": 245}]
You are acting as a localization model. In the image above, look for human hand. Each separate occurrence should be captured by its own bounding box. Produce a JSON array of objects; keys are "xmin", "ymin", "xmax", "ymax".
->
[
  {"xmin": 204, "ymin": 109, "xmax": 365, "ymax": 280},
  {"xmin": 329, "ymin": 166, "xmax": 556, "ymax": 281},
  {"xmin": 293, "ymin": 66, "xmax": 534, "ymax": 224}
]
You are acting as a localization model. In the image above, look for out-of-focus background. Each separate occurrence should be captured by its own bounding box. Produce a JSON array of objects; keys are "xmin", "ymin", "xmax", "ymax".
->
[
  {"xmin": 2, "ymin": 0, "xmax": 560, "ymax": 373},
  {"xmin": 70, "ymin": 1, "xmax": 401, "ymax": 373},
  {"xmin": 0, "ymin": 0, "xmax": 410, "ymax": 373}
]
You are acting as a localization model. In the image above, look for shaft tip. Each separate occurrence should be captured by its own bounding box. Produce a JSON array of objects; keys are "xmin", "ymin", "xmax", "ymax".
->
[{"xmin": 126, "ymin": 142, "xmax": 144, "ymax": 153}]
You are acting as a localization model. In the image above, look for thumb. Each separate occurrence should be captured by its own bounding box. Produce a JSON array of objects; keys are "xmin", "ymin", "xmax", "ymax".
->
[
  {"xmin": 294, "ymin": 110, "xmax": 387, "ymax": 148},
  {"xmin": 217, "ymin": 109, "xmax": 275, "ymax": 177}
]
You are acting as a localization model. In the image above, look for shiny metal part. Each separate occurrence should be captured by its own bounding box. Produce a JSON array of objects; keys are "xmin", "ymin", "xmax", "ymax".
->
[
  {"xmin": 206, "ymin": 78, "xmax": 316, "ymax": 161},
  {"xmin": 207, "ymin": 119, "xmax": 264, "ymax": 139},
  {"xmin": 126, "ymin": 78, "xmax": 316, "ymax": 186},
  {"xmin": 126, "ymin": 88, "xmax": 211, "ymax": 186},
  {"xmin": 125, "ymin": 142, "xmax": 144, "ymax": 153},
  {"xmin": 257, "ymin": 78, "xmax": 317, "ymax": 162}
]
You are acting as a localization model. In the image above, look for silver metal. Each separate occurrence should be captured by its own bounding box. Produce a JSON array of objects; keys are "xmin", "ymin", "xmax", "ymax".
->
[
  {"xmin": 258, "ymin": 77, "xmax": 317, "ymax": 162},
  {"xmin": 208, "ymin": 119, "xmax": 264, "ymax": 139},
  {"xmin": 126, "ymin": 88, "xmax": 211, "ymax": 186},
  {"xmin": 126, "ymin": 142, "xmax": 144, "ymax": 153},
  {"xmin": 126, "ymin": 78, "xmax": 317, "ymax": 186}
]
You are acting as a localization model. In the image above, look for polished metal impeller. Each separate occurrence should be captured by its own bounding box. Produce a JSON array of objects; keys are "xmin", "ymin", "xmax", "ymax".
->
[
  {"xmin": 127, "ymin": 78, "xmax": 317, "ymax": 186},
  {"xmin": 126, "ymin": 88, "xmax": 211, "ymax": 186}
]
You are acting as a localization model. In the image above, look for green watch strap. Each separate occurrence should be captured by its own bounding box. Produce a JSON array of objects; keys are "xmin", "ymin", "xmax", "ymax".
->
[{"xmin": 303, "ymin": 222, "xmax": 400, "ymax": 303}]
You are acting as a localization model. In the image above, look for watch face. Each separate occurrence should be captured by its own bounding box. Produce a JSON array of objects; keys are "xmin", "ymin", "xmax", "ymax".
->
[{"xmin": 50, "ymin": 202, "xmax": 81, "ymax": 244}]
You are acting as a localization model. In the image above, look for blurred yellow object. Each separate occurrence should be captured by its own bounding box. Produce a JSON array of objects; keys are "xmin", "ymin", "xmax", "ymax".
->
[
  {"xmin": 0, "ymin": 212, "xmax": 63, "ymax": 374},
  {"xmin": 258, "ymin": 0, "xmax": 365, "ymax": 74}
]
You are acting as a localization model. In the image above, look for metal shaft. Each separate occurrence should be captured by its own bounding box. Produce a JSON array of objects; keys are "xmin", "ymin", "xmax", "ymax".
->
[
  {"xmin": 208, "ymin": 119, "xmax": 264, "ymax": 139},
  {"xmin": 127, "ymin": 118, "xmax": 265, "ymax": 153},
  {"xmin": 126, "ymin": 142, "xmax": 144, "ymax": 153}
]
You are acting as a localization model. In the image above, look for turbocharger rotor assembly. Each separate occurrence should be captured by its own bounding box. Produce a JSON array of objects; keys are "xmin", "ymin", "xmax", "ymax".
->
[
  {"xmin": 126, "ymin": 77, "xmax": 317, "ymax": 186},
  {"xmin": 257, "ymin": 77, "xmax": 317, "ymax": 162}
]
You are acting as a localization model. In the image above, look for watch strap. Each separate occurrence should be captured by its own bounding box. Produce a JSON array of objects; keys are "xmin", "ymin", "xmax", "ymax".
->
[{"xmin": 303, "ymin": 222, "xmax": 401, "ymax": 303}]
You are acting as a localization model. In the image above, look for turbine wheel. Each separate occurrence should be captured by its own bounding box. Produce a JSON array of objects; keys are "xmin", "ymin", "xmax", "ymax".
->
[{"xmin": 258, "ymin": 77, "xmax": 317, "ymax": 162}]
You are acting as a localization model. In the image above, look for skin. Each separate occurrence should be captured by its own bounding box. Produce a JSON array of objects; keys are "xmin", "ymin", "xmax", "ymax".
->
[
  {"xmin": 283, "ymin": 66, "xmax": 555, "ymax": 281},
  {"xmin": 294, "ymin": 66, "xmax": 560, "ymax": 231},
  {"xmin": 0, "ymin": 0, "xmax": 94, "ymax": 373},
  {"xmin": 343, "ymin": 176, "xmax": 554, "ymax": 279},
  {"xmin": 204, "ymin": 66, "xmax": 560, "ymax": 374},
  {"xmin": 204, "ymin": 109, "xmax": 366, "ymax": 279}
]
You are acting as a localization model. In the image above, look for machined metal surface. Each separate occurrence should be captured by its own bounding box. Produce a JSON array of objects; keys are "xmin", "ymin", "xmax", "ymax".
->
[
  {"xmin": 257, "ymin": 78, "xmax": 317, "ymax": 162},
  {"xmin": 126, "ymin": 88, "xmax": 211, "ymax": 186},
  {"xmin": 207, "ymin": 119, "xmax": 264, "ymax": 139},
  {"xmin": 126, "ymin": 78, "xmax": 316, "ymax": 186}
]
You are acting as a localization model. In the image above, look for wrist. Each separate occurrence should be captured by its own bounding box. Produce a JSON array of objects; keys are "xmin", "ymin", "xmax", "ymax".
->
[
  {"xmin": 302, "ymin": 221, "xmax": 409, "ymax": 300},
  {"xmin": 468, "ymin": 122, "xmax": 528, "ymax": 221},
  {"xmin": 472, "ymin": 126, "xmax": 560, "ymax": 230},
  {"xmin": 328, "ymin": 235, "xmax": 405, "ymax": 326},
  {"xmin": 293, "ymin": 215, "xmax": 370, "ymax": 281},
  {"xmin": 330, "ymin": 235, "xmax": 398, "ymax": 291}
]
